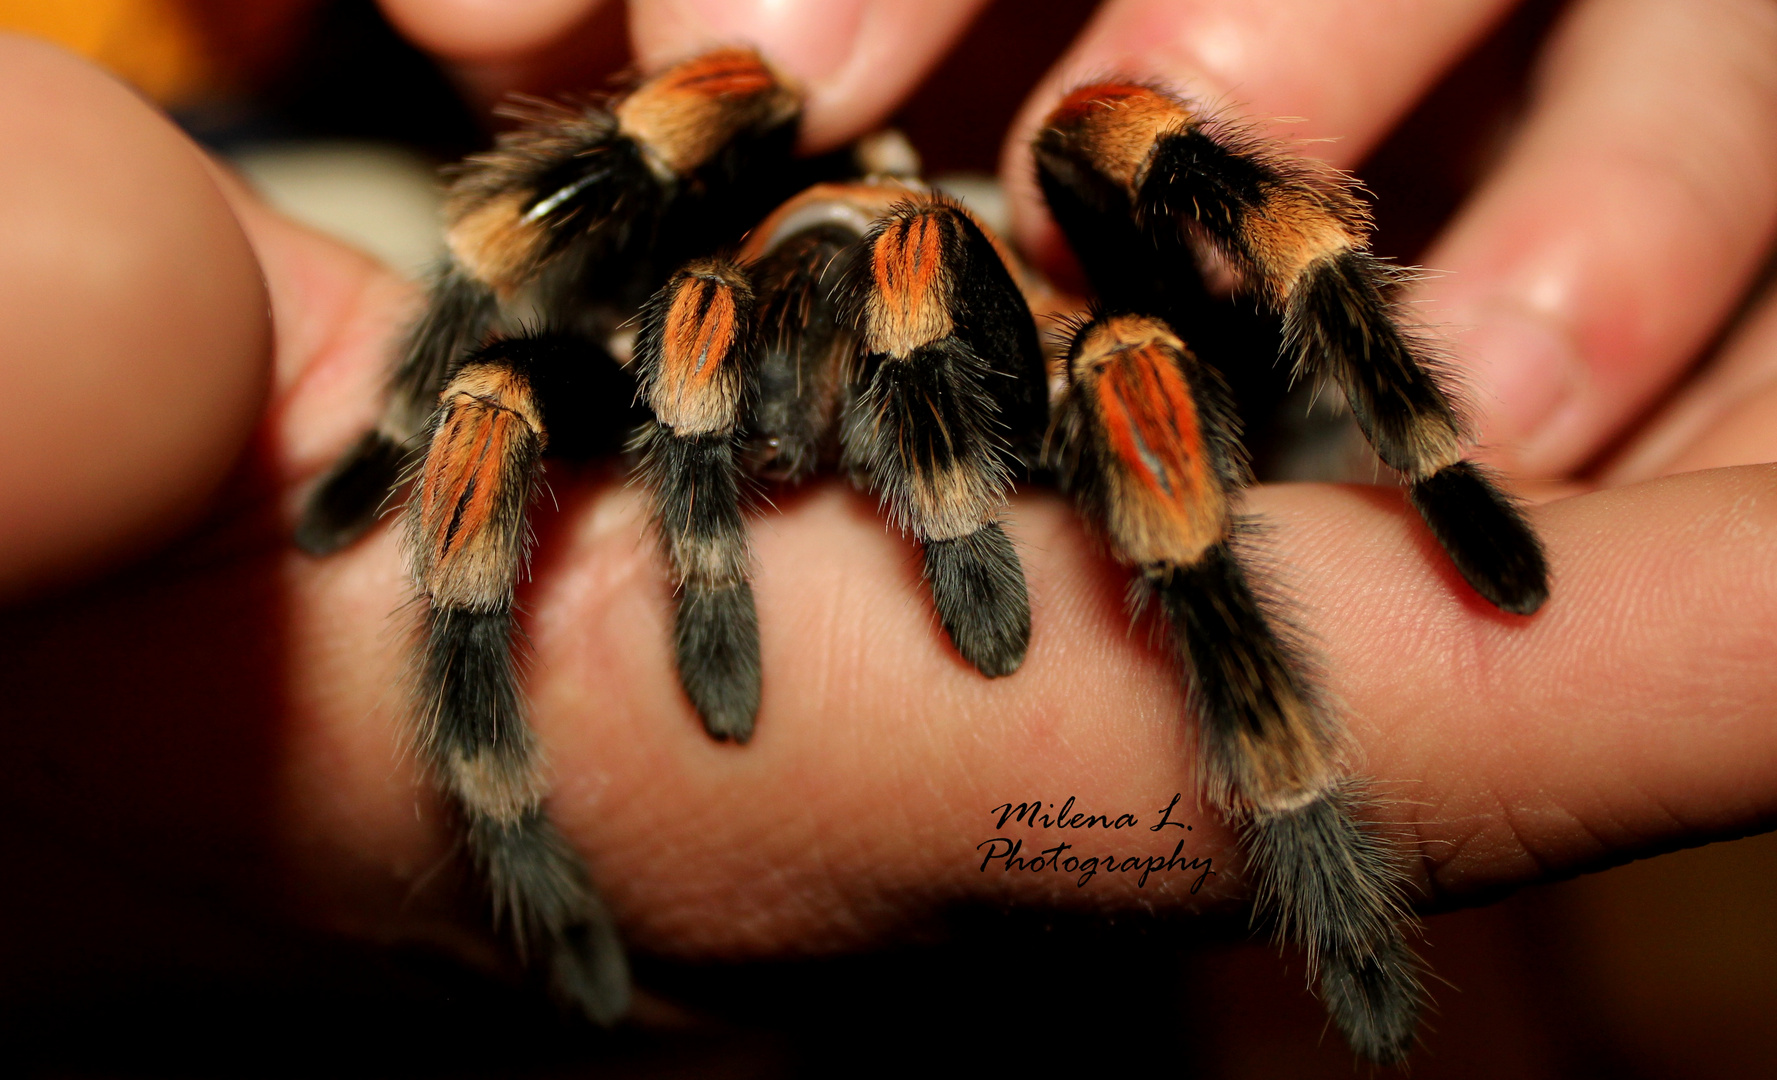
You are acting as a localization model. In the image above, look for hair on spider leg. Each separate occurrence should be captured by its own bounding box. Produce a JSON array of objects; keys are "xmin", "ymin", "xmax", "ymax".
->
[
  {"xmin": 399, "ymin": 334, "xmax": 632, "ymax": 1023},
  {"xmin": 1035, "ymin": 80, "xmax": 1549, "ymax": 617},
  {"xmin": 298, "ymin": 48, "xmax": 806, "ymax": 554},
  {"xmin": 296, "ymin": 266, "xmax": 501, "ymax": 557},
  {"xmin": 1049, "ymin": 310, "xmax": 1424, "ymax": 1063},
  {"xmin": 1405, "ymin": 458, "xmax": 1548, "ymax": 613},
  {"xmin": 632, "ymin": 257, "xmax": 764, "ymax": 741},
  {"xmin": 300, "ymin": 48, "xmax": 1130, "ymax": 1029},
  {"xmin": 835, "ymin": 194, "xmax": 1050, "ymax": 677},
  {"xmin": 1243, "ymin": 783, "xmax": 1427, "ymax": 1064}
]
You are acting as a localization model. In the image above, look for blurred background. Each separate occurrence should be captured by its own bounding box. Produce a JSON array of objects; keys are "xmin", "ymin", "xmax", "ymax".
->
[{"xmin": 1, "ymin": 0, "xmax": 1773, "ymax": 1075}]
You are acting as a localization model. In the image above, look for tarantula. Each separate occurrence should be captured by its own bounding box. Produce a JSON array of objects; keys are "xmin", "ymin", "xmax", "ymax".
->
[{"xmin": 295, "ymin": 48, "xmax": 1548, "ymax": 1065}]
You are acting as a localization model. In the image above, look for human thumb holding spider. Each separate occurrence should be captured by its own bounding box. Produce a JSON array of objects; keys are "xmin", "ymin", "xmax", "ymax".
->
[{"xmin": 2, "ymin": 0, "xmax": 1777, "ymax": 1073}]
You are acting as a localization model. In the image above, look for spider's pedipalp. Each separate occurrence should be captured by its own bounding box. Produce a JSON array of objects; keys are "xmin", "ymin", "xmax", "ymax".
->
[
  {"xmin": 1051, "ymin": 312, "xmax": 1423, "ymax": 1063},
  {"xmin": 744, "ymin": 224, "xmax": 857, "ymax": 481},
  {"xmin": 1036, "ymin": 82, "xmax": 1550, "ymax": 616},
  {"xmin": 1406, "ymin": 459, "xmax": 1548, "ymax": 614},
  {"xmin": 839, "ymin": 197, "xmax": 1048, "ymax": 678},
  {"xmin": 738, "ymin": 183, "xmax": 887, "ymax": 482},
  {"xmin": 634, "ymin": 258, "xmax": 762, "ymax": 740},
  {"xmin": 407, "ymin": 336, "xmax": 630, "ymax": 1024}
]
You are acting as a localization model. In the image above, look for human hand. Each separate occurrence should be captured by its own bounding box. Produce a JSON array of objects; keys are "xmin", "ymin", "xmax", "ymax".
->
[{"xmin": 5, "ymin": 0, "xmax": 1777, "ymax": 1065}]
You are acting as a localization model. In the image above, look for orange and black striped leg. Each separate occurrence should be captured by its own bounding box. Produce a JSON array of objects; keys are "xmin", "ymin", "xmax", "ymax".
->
[
  {"xmin": 1036, "ymin": 84, "xmax": 1548, "ymax": 615},
  {"xmin": 302, "ymin": 49, "xmax": 804, "ymax": 559},
  {"xmin": 1286, "ymin": 259, "xmax": 1547, "ymax": 614},
  {"xmin": 296, "ymin": 267, "xmax": 498, "ymax": 556},
  {"xmin": 839, "ymin": 198, "xmax": 1049, "ymax": 678},
  {"xmin": 444, "ymin": 48, "xmax": 802, "ymax": 307},
  {"xmin": 407, "ymin": 343, "xmax": 629, "ymax": 1023},
  {"xmin": 1052, "ymin": 312, "xmax": 1423, "ymax": 1063},
  {"xmin": 634, "ymin": 260, "xmax": 762, "ymax": 741}
]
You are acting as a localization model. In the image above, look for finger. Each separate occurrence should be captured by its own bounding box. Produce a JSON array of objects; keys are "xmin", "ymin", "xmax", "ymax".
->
[
  {"xmin": 1604, "ymin": 283, "xmax": 1777, "ymax": 480},
  {"xmin": 85, "ymin": 428, "xmax": 1758, "ymax": 959},
  {"xmin": 202, "ymin": 161, "xmax": 419, "ymax": 496},
  {"xmin": 377, "ymin": 0, "xmax": 608, "ymax": 63},
  {"xmin": 1004, "ymin": 0, "xmax": 1518, "ymax": 264},
  {"xmin": 629, "ymin": 0, "xmax": 994, "ymax": 152},
  {"xmin": 529, "ymin": 470, "xmax": 1777, "ymax": 951},
  {"xmin": 1412, "ymin": 0, "xmax": 1777, "ymax": 477},
  {"xmin": 0, "ymin": 36, "xmax": 270, "ymax": 605}
]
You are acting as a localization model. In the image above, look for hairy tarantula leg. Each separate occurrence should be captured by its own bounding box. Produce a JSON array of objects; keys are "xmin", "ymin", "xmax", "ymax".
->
[
  {"xmin": 839, "ymin": 197, "xmax": 1049, "ymax": 678},
  {"xmin": 407, "ymin": 340, "xmax": 630, "ymax": 1024},
  {"xmin": 445, "ymin": 48, "xmax": 801, "ymax": 302},
  {"xmin": 1051, "ymin": 313, "xmax": 1424, "ymax": 1064},
  {"xmin": 634, "ymin": 259, "xmax": 762, "ymax": 742},
  {"xmin": 296, "ymin": 267, "xmax": 500, "ymax": 555},
  {"xmin": 1034, "ymin": 83, "xmax": 1548, "ymax": 615},
  {"xmin": 301, "ymin": 49, "xmax": 804, "ymax": 558}
]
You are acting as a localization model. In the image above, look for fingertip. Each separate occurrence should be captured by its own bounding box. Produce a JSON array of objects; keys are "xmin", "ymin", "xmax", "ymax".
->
[
  {"xmin": 379, "ymin": 0, "xmax": 607, "ymax": 63},
  {"xmin": 0, "ymin": 36, "xmax": 271, "ymax": 603},
  {"xmin": 631, "ymin": 0, "xmax": 989, "ymax": 153}
]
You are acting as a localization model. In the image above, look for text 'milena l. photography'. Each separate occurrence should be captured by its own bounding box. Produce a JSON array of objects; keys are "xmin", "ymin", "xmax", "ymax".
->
[{"xmin": 976, "ymin": 794, "xmax": 1216, "ymax": 891}]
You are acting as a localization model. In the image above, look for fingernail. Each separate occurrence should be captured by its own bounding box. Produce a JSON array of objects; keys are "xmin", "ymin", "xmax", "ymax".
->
[
  {"xmin": 661, "ymin": 0, "xmax": 867, "ymax": 88},
  {"xmin": 1454, "ymin": 301, "xmax": 1586, "ymax": 465}
]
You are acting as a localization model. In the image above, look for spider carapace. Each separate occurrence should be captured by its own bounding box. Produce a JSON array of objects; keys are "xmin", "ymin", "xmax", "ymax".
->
[{"xmin": 296, "ymin": 48, "xmax": 1548, "ymax": 1065}]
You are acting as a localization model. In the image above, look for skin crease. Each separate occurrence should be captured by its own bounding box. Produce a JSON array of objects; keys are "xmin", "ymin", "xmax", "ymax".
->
[{"xmin": 6, "ymin": 0, "xmax": 1777, "ymax": 1050}]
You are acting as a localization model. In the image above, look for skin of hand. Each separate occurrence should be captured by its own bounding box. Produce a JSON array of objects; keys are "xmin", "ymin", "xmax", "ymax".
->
[{"xmin": 4, "ymin": 0, "xmax": 1777, "ymax": 1044}]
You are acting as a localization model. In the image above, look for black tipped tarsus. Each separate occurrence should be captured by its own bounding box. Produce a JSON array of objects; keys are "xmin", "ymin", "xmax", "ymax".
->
[
  {"xmin": 922, "ymin": 522, "xmax": 1031, "ymax": 678},
  {"xmin": 423, "ymin": 609, "xmax": 632, "ymax": 1025},
  {"xmin": 1244, "ymin": 790, "xmax": 1426, "ymax": 1065},
  {"xmin": 1320, "ymin": 933, "xmax": 1425, "ymax": 1066},
  {"xmin": 295, "ymin": 430, "xmax": 408, "ymax": 555},
  {"xmin": 635, "ymin": 429, "xmax": 763, "ymax": 740},
  {"xmin": 464, "ymin": 809, "xmax": 631, "ymax": 1025},
  {"xmin": 1408, "ymin": 460, "xmax": 1550, "ymax": 615},
  {"xmin": 675, "ymin": 582, "xmax": 763, "ymax": 741}
]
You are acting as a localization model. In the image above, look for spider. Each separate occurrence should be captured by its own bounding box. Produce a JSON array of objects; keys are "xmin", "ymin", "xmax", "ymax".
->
[{"xmin": 294, "ymin": 48, "xmax": 1548, "ymax": 1066}]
